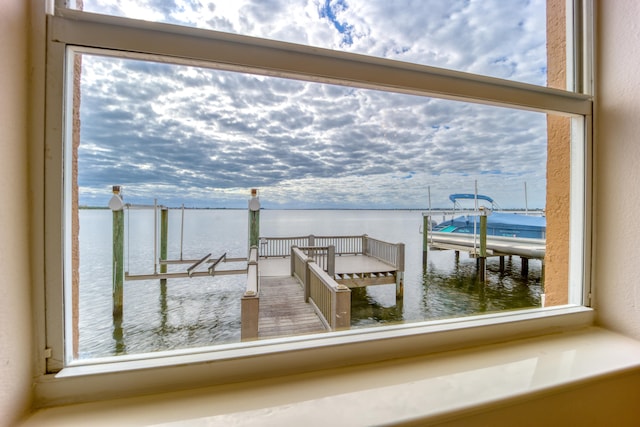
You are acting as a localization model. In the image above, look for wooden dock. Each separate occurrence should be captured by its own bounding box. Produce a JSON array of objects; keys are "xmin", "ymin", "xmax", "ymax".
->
[
  {"xmin": 258, "ymin": 276, "xmax": 328, "ymax": 338},
  {"xmin": 245, "ymin": 253, "xmax": 403, "ymax": 340},
  {"xmin": 240, "ymin": 235, "xmax": 406, "ymax": 341}
]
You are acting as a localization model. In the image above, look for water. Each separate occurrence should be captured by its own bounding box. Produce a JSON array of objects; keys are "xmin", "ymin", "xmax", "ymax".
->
[{"xmin": 77, "ymin": 209, "xmax": 542, "ymax": 359}]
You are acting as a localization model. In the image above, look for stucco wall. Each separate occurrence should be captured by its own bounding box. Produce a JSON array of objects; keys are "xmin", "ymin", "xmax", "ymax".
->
[
  {"xmin": 594, "ymin": 0, "xmax": 640, "ymax": 339},
  {"xmin": 545, "ymin": 0, "xmax": 571, "ymax": 306},
  {"xmin": 0, "ymin": 0, "xmax": 34, "ymax": 425}
]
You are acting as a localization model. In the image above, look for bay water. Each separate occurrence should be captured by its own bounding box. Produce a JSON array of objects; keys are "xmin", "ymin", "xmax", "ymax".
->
[{"xmin": 78, "ymin": 209, "xmax": 542, "ymax": 359}]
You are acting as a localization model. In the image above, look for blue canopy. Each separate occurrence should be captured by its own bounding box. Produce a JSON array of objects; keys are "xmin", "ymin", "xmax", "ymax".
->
[{"xmin": 448, "ymin": 193, "xmax": 495, "ymax": 204}]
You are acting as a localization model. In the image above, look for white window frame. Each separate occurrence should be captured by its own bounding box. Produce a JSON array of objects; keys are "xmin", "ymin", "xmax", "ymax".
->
[{"xmin": 37, "ymin": 1, "xmax": 594, "ymax": 407}]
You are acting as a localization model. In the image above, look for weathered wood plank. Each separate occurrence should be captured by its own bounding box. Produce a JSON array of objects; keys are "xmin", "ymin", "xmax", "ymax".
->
[
  {"xmin": 258, "ymin": 276, "xmax": 328, "ymax": 339},
  {"xmin": 336, "ymin": 275, "xmax": 397, "ymax": 288}
]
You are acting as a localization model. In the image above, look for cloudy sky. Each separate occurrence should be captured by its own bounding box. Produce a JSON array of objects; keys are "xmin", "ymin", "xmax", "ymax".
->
[{"xmin": 74, "ymin": 0, "xmax": 550, "ymax": 209}]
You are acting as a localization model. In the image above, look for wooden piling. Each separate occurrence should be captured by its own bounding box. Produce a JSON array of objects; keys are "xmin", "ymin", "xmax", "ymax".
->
[
  {"xmin": 397, "ymin": 243, "xmax": 405, "ymax": 298},
  {"xmin": 248, "ymin": 189, "xmax": 260, "ymax": 249},
  {"xmin": 109, "ymin": 186, "xmax": 125, "ymax": 321},
  {"xmin": 478, "ymin": 213, "xmax": 487, "ymax": 281},
  {"xmin": 422, "ymin": 215, "xmax": 430, "ymax": 266},
  {"xmin": 521, "ymin": 257, "xmax": 529, "ymax": 276},
  {"xmin": 396, "ymin": 272, "xmax": 404, "ymax": 299},
  {"xmin": 160, "ymin": 207, "xmax": 168, "ymax": 286}
]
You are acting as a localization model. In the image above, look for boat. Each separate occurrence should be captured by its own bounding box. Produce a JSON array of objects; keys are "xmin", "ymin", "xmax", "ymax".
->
[{"xmin": 432, "ymin": 194, "xmax": 546, "ymax": 239}]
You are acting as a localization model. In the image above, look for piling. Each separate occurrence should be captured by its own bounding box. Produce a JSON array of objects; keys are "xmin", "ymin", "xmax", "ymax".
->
[
  {"xmin": 160, "ymin": 207, "xmax": 168, "ymax": 286},
  {"xmin": 422, "ymin": 214, "xmax": 430, "ymax": 266},
  {"xmin": 397, "ymin": 243, "xmax": 405, "ymax": 298},
  {"xmin": 521, "ymin": 257, "xmax": 529, "ymax": 276},
  {"xmin": 248, "ymin": 189, "xmax": 260, "ymax": 250},
  {"xmin": 109, "ymin": 186, "xmax": 125, "ymax": 321},
  {"xmin": 478, "ymin": 212, "xmax": 487, "ymax": 281}
]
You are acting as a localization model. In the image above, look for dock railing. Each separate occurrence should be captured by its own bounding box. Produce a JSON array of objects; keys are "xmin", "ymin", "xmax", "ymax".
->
[
  {"xmin": 262, "ymin": 235, "xmax": 363, "ymax": 257},
  {"xmin": 263, "ymin": 234, "xmax": 404, "ymax": 271},
  {"xmin": 363, "ymin": 236, "xmax": 405, "ymax": 271},
  {"xmin": 291, "ymin": 246, "xmax": 351, "ymax": 330},
  {"xmin": 241, "ymin": 246, "xmax": 260, "ymax": 340},
  {"xmin": 295, "ymin": 245, "xmax": 335, "ymax": 276}
]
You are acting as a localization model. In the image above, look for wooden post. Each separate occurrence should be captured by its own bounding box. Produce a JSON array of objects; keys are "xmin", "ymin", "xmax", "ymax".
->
[
  {"xmin": 333, "ymin": 284, "xmax": 351, "ymax": 330},
  {"xmin": 248, "ymin": 189, "xmax": 260, "ymax": 250},
  {"xmin": 290, "ymin": 246, "xmax": 296, "ymax": 277},
  {"xmin": 241, "ymin": 258, "xmax": 259, "ymax": 340},
  {"xmin": 160, "ymin": 207, "xmax": 168, "ymax": 286},
  {"xmin": 109, "ymin": 186, "xmax": 125, "ymax": 321},
  {"xmin": 396, "ymin": 272, "xmax": 404, "ymax": 299},
  {"xmin": 478, "ymin": 212, "xmax": 487, "ymax": 282},
  {"xmin": 304, "ymin": 259, "xmax": 311, "ymax": 302},
  {"xmin": 240, "ymin": 295, "xmax": 259, "ymax": 341},
  {"xmin": 396, "ymin": 243, "xmax": 405, "ymax": 298},
  {"xmin": 423, "ymin": 214, "xmax": 430, "ymax": 266},
  {"xmin": 521, "ymin": 257, "xmax": 529, "ymax": 276},
  {"xmin": 327, "ymin": 245, "xmax": 335, "ymax": 277},
  {"xmin": 499, "ymin": 256, "xmax": 505, "ymax": 273},
  {"xmin": 362, "ymin": 234, "xmax": 368, "ymax": 255}
]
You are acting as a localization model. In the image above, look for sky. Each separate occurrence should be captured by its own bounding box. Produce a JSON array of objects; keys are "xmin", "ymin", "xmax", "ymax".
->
[{"xmin": 73, "ymin": 0, "xmax": 550, "ymax": 209}]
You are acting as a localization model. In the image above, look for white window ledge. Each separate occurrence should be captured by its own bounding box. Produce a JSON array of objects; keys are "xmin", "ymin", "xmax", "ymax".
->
[{"xmin": 22, "ymin": 326, "xmax": 640, "ymax": 426}]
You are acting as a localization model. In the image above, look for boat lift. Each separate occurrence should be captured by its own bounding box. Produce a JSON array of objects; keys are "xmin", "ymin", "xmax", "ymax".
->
[{"xmin": 109, "ymin": 186, "xmax": 248, "ymax": 320}]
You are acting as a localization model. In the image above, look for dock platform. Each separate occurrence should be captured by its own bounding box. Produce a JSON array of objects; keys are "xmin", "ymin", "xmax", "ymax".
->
[
  {"xmin": 256, "ymin": 255, "xmax": 399, "ymax": 338},
  {"xmin": 259, "ymin": 254, "xmax": 400, "ymax": 282}
]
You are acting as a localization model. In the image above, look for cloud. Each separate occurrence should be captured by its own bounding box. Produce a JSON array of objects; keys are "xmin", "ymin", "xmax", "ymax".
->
[{"xmin": 74, "ymin": 0, "xmax": 549, "ymax": 209}]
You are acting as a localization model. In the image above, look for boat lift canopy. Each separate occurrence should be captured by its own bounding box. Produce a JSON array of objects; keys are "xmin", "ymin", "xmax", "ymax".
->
[{"xmin": 449, "ymin": 193, "xmax": 501, "ymax": 210}]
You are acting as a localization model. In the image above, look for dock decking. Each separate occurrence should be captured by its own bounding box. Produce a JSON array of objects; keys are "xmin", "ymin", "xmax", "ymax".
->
[
  {"xmin": 252, "ymin": 253, "xmax": 402, "ymax": 339},
  {"xmin": 258, "ymin": 276, "xmax": 328, "ymax": 338}
]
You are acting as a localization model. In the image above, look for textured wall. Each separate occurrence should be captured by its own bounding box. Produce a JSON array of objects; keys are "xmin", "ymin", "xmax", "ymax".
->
[
  {"xmin": 545, "ymin": 0, "xmax": 570, "ymax": 306},
  {"xmin": 595, "ymin": 0, "xmax": 640, "ymax": 339},
  {"xmin": 0, "ymin": 0, "xmax": 34, "ymax": 425}
]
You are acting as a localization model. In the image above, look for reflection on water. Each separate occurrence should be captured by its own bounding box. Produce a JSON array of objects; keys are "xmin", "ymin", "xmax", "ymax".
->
[
  {"xmin": 350, "ymin": 251, "xmax": 541, "ymax": 328},
  {"xmin": 77, "ymin": 209, "xmax": 542, "ymax": 359}
]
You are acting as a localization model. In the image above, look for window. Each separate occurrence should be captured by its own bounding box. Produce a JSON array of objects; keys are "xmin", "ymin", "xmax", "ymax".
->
[
  {"xmin": 39, "ymin": 0, "xmax": 594, "ymax": 405},
  {"xmin": 66, "ymin": 0, "xmax": 551, "ymax": 87}
]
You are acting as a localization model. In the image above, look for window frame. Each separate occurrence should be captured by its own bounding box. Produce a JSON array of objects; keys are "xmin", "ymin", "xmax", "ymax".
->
[{"xmin": 37, "ymin": 1, "xmax": 595, "ymax": 407}]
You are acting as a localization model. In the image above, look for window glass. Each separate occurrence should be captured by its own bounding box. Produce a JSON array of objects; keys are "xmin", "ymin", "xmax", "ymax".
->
[
  {"xmin": 66, "ymin": 0, "xmax": 549, "ymax": 86},
  {"xmin": 71, "ymin": 51, "xmax": 557, "ymax": 360}
]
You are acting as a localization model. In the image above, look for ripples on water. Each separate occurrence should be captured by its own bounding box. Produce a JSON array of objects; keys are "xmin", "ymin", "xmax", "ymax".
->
[{"xmin": 77, "ymin": 209, "xmax": 542, "ymax": 359}]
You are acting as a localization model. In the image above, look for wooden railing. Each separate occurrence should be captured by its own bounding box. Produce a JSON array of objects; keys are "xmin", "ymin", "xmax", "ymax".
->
[
  {"xmin": 261, "ymin": 235, "xmax": 363, "ymax": 257},
  {"xmin": 311, "ymin": 235, "xmax": 363, "ymax": 255},
  {"xmin": 262, "ymin": 234, "xmax": 404, "ymax": 272},
  {"xmin": 241, "ymin": 246, "xmax": 259, "ymax": 340},
  {"xmin": 296, "ymin": 245, "xmax": 335, "ymax": 276},
  {"xmin": 364, "ymin": 237, "xmax": 405, "ymax": 270},
  {"xmin": 291, "ymin": 247, "xmax": 350, "ymax": 330}
]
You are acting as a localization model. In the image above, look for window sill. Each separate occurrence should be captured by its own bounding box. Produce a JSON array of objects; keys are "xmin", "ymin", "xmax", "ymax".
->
[
  {"xmin": 37, "ymin": 306, "xmax": 591, "ymax": 408},
  {"xmin": 23, "ymin": 324, "xmax": 640, "ymax": 426}
]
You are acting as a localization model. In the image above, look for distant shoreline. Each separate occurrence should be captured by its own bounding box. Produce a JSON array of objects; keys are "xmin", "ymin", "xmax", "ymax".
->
[{"xmin": 79, "ymin": 206, "xmax": 545, "ymax": 212}]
